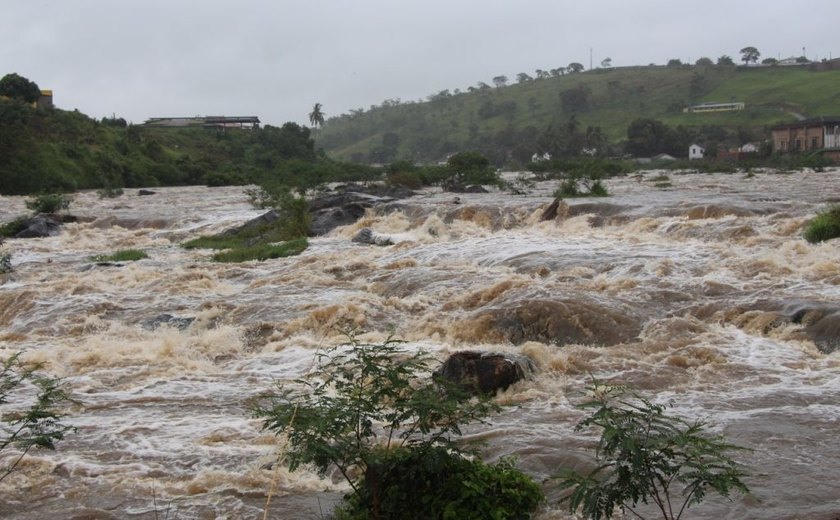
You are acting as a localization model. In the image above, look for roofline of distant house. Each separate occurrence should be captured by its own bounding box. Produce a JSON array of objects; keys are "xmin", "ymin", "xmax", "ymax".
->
[{"xmin": 772, "ymin": 116, "xmax": 840, "ymax": 130}]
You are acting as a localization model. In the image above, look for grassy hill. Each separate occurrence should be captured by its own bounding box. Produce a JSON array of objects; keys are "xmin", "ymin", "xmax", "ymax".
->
[{"xmin": 315, "ymin": 65, "xmax": 840, "ymax": 164}]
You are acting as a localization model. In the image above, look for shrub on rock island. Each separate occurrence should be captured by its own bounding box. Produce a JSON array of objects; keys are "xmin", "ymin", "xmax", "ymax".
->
[{"xmin": 803, "ymin": 205, "xmax": 840, "ymax": 244}]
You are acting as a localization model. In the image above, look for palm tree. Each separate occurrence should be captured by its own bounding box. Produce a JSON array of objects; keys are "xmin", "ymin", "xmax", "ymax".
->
[{"xmin": 309, "ymin": 103, "xmax": 325, "ymax": 128}]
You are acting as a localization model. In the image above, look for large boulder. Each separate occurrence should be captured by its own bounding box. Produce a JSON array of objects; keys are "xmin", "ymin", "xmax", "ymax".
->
[
  {"xmin": 309, "ymin": 188, "xmax": 408, "ymax": 236},
  {"xmin": 141, "ymin": 314, "xmax": 195, "ymax": 331},
  {"xmin": 435, "ymin": 351, "xmax": 535, "ymax": 395},
  {"xmin": 12, "ymin": 214, "xmax": 77, "ymax": 238}
]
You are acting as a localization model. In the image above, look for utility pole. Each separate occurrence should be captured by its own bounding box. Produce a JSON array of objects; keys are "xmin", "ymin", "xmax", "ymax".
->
[{"xmin": 589, "ymin": 47, "xmax": 593, "ymax": 70}]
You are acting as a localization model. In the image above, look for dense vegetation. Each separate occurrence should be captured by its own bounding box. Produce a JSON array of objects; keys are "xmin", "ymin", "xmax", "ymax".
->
[
  {"xmin": 315, "ymin": 65, "xmax": 840, "ymax": 165},
  {"xmin": 0, "ymin": 73, "xmax": 379, "ymax": 196}
]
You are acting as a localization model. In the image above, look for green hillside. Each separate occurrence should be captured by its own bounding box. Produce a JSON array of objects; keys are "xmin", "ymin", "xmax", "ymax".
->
[
  {"xmin": 315, "ymin": 65, "xmax": 840, "ymax": 164},
  {"xmin": 0, "ymin": 94, "xmax": 376, "ymax": 195}
]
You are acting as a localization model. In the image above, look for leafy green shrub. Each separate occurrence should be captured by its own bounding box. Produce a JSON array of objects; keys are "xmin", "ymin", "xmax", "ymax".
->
[
  {"xmin": 335, "ymin": 446, "xmax": 543, "ymax": 520},
  {"xmin": 447, "ymin": 151, "xmax": 500, "ymax": 185},
  {"xmin": 244, "ymin": 183, "xmax": 311, "ymax": 239},
  {"xmin": 90, "ymin": 249, "xmax": 148, "ymax": 262},
  {"xmin": 211, "ymin": 237, "xmax": 307, "ymax": 262},
  {"xmin": 253, "ymin": 336, "xmax": 541, "ymax": 519},
  {"xmin": 385, "ymin": 171, "xmax": 423, "ymax": 189},
  {"xmin": 555, "ymin": 384, "xmax": 749, "ymax": 520},
  {"xmin": 803, "ymin": 206, "xmax": 840, "ymax": 244},
  {"xmin": 1, "ymin": 352, "xmax": 74, "ymax": 483},
  {"xmin": 25, "ymin": 193, "xmax": 72, "ymax": 214},
  {"xmin": 96, "ymin": 186, "xmax": 124, "ymax": 199}
]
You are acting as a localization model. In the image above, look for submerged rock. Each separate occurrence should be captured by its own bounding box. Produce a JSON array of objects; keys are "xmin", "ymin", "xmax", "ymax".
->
[
  {"xmin": 352, "ymin": 228, "xmax": 393, "ymax": 246},
  {"xmin": 459, "ymin": 298, "xmax": 642, "ymax": 347},
  {"xmin": 435, "ymin": 351, "xmax": 535, "ymax": 395},
  {"xmin": 138, "ymin": 189, "xmax": 157, "ymax": 196},
  {"xmin": 141, "ymin": 314, "xmax": 195, "ymax": 331}
]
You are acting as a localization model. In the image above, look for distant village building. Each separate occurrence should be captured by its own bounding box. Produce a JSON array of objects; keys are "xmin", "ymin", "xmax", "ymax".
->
[
  {"xmin": 771, "ymin": 116, "xmax": 840, "ymax": 162},
  {"xmin": 37, "ymin": 90, "xmax": 53, "ymax": 109},
  {"xmin": 688, "ymin": 144, "xmax": 705, "ymax": 160},
  {"xmin": 683, "ymin": 102, "xmax": 745, "ymax": 113},
  {"xmin": 530, "ymin": 152, "xmax": 551, "ymax": 162},
  {"xmin": 142, "ymin": 116, "xmax": 260, "ymax": 129},
  {"xmin": 739, "ymin": 142, "xmax": 759, "ymax": 153}
]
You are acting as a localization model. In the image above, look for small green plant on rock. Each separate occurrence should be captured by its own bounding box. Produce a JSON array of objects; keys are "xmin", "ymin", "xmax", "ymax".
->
[
  {"xmin": 253, "ymin": 336, "xmax": 543, "ymax": 520},
  {"xmin": 1, "ymin": 352, "xmax": 74, "ymax": 483},
  {"xmin": 24, "ymin": 193, "xmax": 72, "ymax": 215},
  {"xmin": 555, "ymin": 384, "xmax": 749, "ymax": 520},
  {"xmin": 90, "ymin": 249, "xmax": 149, "ymax": 262},
  {"xmin": 803, "ymin": 205, "xmax": 840, "ymax": 244}
]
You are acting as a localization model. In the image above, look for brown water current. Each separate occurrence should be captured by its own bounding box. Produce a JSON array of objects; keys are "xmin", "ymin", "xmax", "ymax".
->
[{"xmin": 1, "ymin": 170, "xmax": 840, "ymax": 519}]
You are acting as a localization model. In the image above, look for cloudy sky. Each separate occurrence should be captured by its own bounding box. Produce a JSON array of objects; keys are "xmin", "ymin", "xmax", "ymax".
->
[{"xmin": 2, "ymin": 0, "xmax": 837, "ymax": 127}]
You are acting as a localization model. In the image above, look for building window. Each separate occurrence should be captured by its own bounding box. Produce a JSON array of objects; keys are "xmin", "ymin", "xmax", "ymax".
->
[
  {"xmin": 811, "ymin": 137, "xmax": 818, "ymax": 150},
  {"xmin": 780, "ymin": 140, "xmax": 787, "ymax": 151},
  {"xmin": 795, "ymin": 139, "xmax": 802, "ymax": 151}
]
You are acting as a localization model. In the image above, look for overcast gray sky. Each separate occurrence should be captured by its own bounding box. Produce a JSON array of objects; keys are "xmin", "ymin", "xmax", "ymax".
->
[{"xmin": 2, "ymin": 0, "xmax": 837, "ymax": 127}]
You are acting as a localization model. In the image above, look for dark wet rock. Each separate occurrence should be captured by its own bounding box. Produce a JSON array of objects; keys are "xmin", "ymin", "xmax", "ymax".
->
[
  {"xmin": 79, "ymin": 262, "xmax": 123, "ymax": 272},
  {"xmin": 309, "ymin": 188, "xmax": 406, "ymax": 236},
  {"xmin": 540, "ymin": 198, "xmax": 561, "ymax": 221},
  {"xmin": 784, "ymin": 304, "xmax": 840, "ymax": 354},
  {"xmin": 352, "ymin": 227, "xmax": 393, "ymax": 246},
  {"xmin": 141, "ymin": 314, "xmax": 195, "ymax": 331},
  {"xmin": 460, "ymin": 297, "xmax": 643, "ymax": 346},
  {"xmin": 137, "ymin": 189, "xmax": 156, "ymax": 196},
  {"xmin": 13, "ymin": 214, "xmax": 65, "ymax": 238},
  {"xmin": 220, "ymin": 210, "xmax": 279, "ymax": 237},
  {"xmin": 435, "ymin": 351, "xmax": 536, "ymax": 395}
]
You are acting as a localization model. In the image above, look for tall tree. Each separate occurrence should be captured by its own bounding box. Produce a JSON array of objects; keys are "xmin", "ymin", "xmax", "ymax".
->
[
  {"xmin": 567, "ymin": 62, "xmax": 584, "ymax": 73},
  {"xmin": 740, "ymin": 46, "xmax": 761, "ymax": 65},
  {"xmin": 600, "ymin": 57, "xmax": 612, "ymax": 68},
  {"xmin": 491, "ymin": 75, "xmax": 508, "ymax": 88},
  {"xmin": 0, "ymin": 73, "xmax": 41, "ymax": 104},
  {"xmin": 308, "ymin": 102, "xmax": 325, "ymax": 128},
  {"xmin": 717, "ymin": 55, "xmax": 735, "ymax": 66},
  {"xmin": 516, "ymin": 72, "xmax": 533, "ymax": 83}
]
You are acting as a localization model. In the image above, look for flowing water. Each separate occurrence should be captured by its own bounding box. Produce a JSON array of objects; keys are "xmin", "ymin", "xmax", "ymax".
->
[{"xmin": 1, "ymin": 169, "xmax": 839, "ymax": 519}]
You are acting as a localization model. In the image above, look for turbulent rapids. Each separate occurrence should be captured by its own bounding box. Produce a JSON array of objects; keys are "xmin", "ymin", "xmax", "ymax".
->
[{"xmin": 1, "ymin": 169, "xmax": 839, "ymax": 519}]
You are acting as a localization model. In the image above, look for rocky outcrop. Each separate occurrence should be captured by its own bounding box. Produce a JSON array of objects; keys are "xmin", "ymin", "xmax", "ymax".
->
[
  {"xmin": 309, "ymin": 184, "xmax": 415, "ymax": 236},
  {"xmin": 435, "ymin": 351, "xmax": 535, "ymax": 395},
  {"xmin": 9, "ymin": 214, "xmax": 77, "ymax": 238},
  {"xmin": 138, "ymin": 189, "xmax": 157, "ymax": 196}
]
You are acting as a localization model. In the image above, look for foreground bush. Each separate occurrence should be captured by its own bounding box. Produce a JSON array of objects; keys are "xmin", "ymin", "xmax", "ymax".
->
[
  {"xmin": 253, "ymin": 336, "xmax": 542, "ymax": 519},
  {"xmin": 803, "ymin": 205, "xmax": 840, "ymax": 244},
  {"xmin": 336, "ymin": 445, "xmax": 543, "ymax": 520},
  {"xmin": 1, "ymin": 352, "xmax": 74, "ymax": 483},
  {"xmin": 555, "ymin": 384, "xmax": 749, "ymax": 520}
]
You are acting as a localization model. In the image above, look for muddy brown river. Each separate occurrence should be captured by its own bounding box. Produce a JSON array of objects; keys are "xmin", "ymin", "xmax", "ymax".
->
[{"xmin": 1, "ymin": 169, "xmax": 839, "ymax": 519}]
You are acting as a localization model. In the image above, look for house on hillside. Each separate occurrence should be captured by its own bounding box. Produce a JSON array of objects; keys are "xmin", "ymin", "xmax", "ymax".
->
[
  {"xmin": 689, "ymin": 144, "xmax": 705, "ymax": 160},
  {"xmin": 142, "ymin": 116, "xmax": 260, "ymax": 129},
  {"xmin": 771, "ymin": 117, "xmax": 840, "ymax": 162}
]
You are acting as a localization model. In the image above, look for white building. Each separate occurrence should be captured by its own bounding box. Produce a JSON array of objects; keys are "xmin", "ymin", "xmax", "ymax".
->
[{"xmin": 689, "ymin": 144, "xmax": 705, "ymax": 160}]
